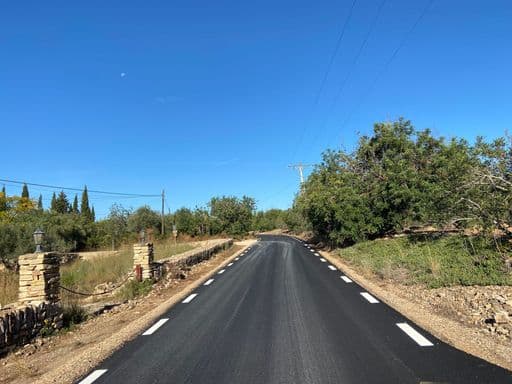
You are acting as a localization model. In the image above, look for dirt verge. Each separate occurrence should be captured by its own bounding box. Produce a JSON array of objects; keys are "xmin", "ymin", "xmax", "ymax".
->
[{"xmin": 0, "ymin": 240, "xmax": 256, "ymax": 384}]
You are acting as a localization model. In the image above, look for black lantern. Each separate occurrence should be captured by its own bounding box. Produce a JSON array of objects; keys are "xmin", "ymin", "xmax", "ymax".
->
[
  {"xmin": 139, "ymin": 229, "xmax": 146, "ymax": 244},
  {"xmin": 33, "ymin": 229, "xmax": 44, "ymax": 253}
]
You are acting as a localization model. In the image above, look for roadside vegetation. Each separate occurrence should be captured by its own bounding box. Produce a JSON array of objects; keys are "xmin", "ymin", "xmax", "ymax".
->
[
  {"xmin": 338, "ymin": 235, "xmax": 512, "ymax": 288},
  {"xmin": 290, "ymin": 118, "xmax": 511, "ymax": 287}
]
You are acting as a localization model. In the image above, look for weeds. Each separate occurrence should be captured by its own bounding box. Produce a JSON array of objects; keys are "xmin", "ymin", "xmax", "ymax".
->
[
  {"xmin": 117, "ymin": 279, "xmax": 153, "ymax": 301},
  {"xmin": 0, "ymin": 269, "xmax": 18, "ymax": 306},
  {"xmin": 337, "ymin": 235, "xmax": 512, "ymax": 288}
]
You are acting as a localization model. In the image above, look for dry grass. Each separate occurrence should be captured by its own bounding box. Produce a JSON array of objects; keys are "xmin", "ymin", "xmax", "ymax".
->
[{"xmin": 0, "ymin": 269, "xmax": 19, "ymax": 306}]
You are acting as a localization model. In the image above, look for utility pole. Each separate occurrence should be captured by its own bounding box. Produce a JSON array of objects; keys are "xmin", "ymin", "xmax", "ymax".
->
[
  {"xmin": 161, "ymin": 189, "xmax": 165, "ymax": 236},
  {"xmin": 289, "ymin": 163, "xmax": 312, "ymax": 184}
]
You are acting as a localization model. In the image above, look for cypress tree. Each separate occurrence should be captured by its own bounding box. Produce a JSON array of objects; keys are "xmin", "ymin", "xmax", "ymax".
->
[
  {"xmin": 37, "ymin": 194, "xmax": 43, "ymax": 210},
  {"xmin": 0, "ymin": 186, "xmax": 6, "ymax": 212},
  {"xmin": 72, "ymin": 195, "xmax": 79, "ymax": 214},
  {"xmin": 21, "ymin": 183, "xmax": 29, "ymax": 199},
  {"xmin": 50, "ymin": 192, "xmax": 57, "ymax": 212},
  {"xmin": 91, "ymin": 206, "xmax": 96, "ymax": 222},
  {"xmin": 81, "ymin": 186, "xmax": 92, "ymax": 221}
]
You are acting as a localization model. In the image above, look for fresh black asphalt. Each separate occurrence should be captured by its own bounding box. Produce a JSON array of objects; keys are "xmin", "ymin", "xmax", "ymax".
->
[{"xmin": 78, "ymin": 235, "xmax": 512, "ymax": 384}]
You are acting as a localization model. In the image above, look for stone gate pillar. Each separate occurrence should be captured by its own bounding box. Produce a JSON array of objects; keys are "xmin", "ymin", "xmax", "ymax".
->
[
  {"xmin": 133, "ymin": 243, "xmax": 154, "ymax": 280},
  {"xmin": 18, "ymin": 252, "xmax": 60, "ymax": 305}
]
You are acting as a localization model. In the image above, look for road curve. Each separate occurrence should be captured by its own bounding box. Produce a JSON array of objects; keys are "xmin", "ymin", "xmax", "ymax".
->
[{"xmin": 77, "ymin": 235, "xmax": 511, "ymax": 384}]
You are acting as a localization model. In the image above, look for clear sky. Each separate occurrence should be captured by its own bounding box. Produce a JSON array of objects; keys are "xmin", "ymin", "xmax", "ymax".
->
[{"xmin": 1, "ymin": 1, "xmax": 511, "ymax": 217}]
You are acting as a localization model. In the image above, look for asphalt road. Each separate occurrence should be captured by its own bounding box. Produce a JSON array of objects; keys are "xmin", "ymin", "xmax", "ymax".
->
[{"xmin": 78, "ymin": 235, "xmax": 511, "ymax": 384}]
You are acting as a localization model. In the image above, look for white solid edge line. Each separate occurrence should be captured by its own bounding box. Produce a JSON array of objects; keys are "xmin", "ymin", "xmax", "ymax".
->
[
  {"xmin": 320, "ymin": 258, "xmax": 327, "ymax": 262},
  {"xmin": 396, "ymin": 323, "xmax": 434, "ymax": 347},
  {"xmin": 328, "ymin": 265, "xmax": 337, "ymax": 271},
  {"xmin": 341, "ymin": 275, "xmax": 353, "ymax": 283},
  {"xmin": 227, "ymin": 262, "xmax": 234, "ymax": 266},
  {"xmin": 360, "ymin": 292, "xmax": 379, "ymax": 304},
  {"xmin": 204, "ymin": 278, "xmax": 214, "ymax": 286},
  {"xmin": 78, "ymin": 369, "xmax": 108, "ymax": 384},
  {"xmin": 142, "ymin": 318, "xmax": 169, "ymax": 335},
  {"xmin": 218, "ymin": 269, "xmax": 226, "ymax": 274},
  {"xmin": 182, "ymin": 293, "xmax": 198, "ymax": 303}
]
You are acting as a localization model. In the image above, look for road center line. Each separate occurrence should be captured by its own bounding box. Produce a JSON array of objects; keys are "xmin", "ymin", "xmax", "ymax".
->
[
  {"xmin": 227, "ymin": 262, "xmax": 234, "ymax": 266},
  {"xmin": 182, "ymin": 293, "xmax": 198, "ymax": 303},
  {"xmin": 204, "ymin": 278, "xmax": 214, "ymax": 286},
  {"xmin": 341, "ymin": 275, "xmax": 353, "ymax": 283},
  {"xmin": 218, "ymin": 269, "xmax": 226, "ymax": 274},
  {"xmin": 320, "ymin": 258, "xmax": 327, "ymax": 262},
  {"xmin": 142, "ymin": 318, "xmax": 169, "ymax": 335},
  {"xmin": 328, "ymin": 265, "xmax": 337, "ymax": 271},
  {"xmin": 78, "ymin": 369, "xmax": 108, "ymax": 384},
  {"xmin": 360, "ymin": 292, "xmax": 379, "ymax": 304},
  {"xmin": 396, "ymin": 323, "xmax": 434, "ymax": 346}
]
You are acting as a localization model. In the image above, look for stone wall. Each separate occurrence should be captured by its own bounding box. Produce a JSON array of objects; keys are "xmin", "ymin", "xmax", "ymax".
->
[
  {"xmin": 0, "ymin": 302, "xmax": 62, "ymax": 356},
  {"xmin": 154, "ymin": 239, "xmax": 233, "ymax": 279},
  {"xmin": 0, "ymin": 252, "xmax": 63, "ymax": 356}
]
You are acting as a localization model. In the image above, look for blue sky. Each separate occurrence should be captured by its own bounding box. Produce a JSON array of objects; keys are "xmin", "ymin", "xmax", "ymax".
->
[{"xmin": 1, "ymin": 0, "xmax": 511, "ymax": 217}]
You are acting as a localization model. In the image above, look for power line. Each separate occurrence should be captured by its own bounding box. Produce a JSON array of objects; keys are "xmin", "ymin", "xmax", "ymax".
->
[
  {"xmin": 291, "ymin": 0, "xmax": 358, "ymax": 162},
  {"xmin": 336, "ymin": 0, "xmax": 435, "ymax": 141},
  {"xmin": 307, "ymin": 0, "xmax": 387, "ymax": 152},
  {"xmin": 0, "ymin": 178, "xmax": 160, "ymax": 197}
]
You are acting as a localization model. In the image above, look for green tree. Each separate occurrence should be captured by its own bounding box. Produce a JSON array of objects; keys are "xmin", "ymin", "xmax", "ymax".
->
[
  {"xmin": 50, "ymin": 192, "xmax": 57, "ymax": 212},
  {"xmin": 54, "ymin": 191, "xmax": 70, "ymax": 214},
  {"xmin": 127, "ymin": 206, "xmax": 160, "ymax": 234},
  {"xmin": 0, "ymin": 186, "xmax": 7, "ymax": 212},
  {"xmin": 21, "ymin": 183, "xmax": 29, "ymax": 199},
  {"xmin": 80, "ymin": 186, "xmax": 93, "ymax": 222},
  {"xmin": 209, "ymin": 195, "xmax": 255, "ymax": 236},
  {"xmin": 37, "ymin": 194, "xmax": 43, "ymax": 210},
  {"xmin": 72, "ymin": 195, "xmax": 79, "ymax": 214}
]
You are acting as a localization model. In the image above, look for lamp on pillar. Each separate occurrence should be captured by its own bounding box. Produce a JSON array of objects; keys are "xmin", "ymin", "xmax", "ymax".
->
[
  {"xmin": 33, "ymin": 229, "xmax": 44, "ymax": 253},
  {"xmin": 139, "ymin": 229, "xmax": 146, "ymax": 244}
]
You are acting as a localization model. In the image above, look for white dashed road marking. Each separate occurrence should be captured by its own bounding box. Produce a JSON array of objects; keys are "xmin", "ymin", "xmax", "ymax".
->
[
  {"xmin": 396, "ymin": 323, "xmax": 434, "ymax": 347},
  {"xmin": 143, "ymin": 318, "xmax": 169, "ymax": 335},
  {"xmin": 204, "ymin": 278, "xmax": 214, "ymax": 286},
  {"xmin": 341, "ymin": 276, "xmax": 353, "ymax": 283},
  {"xmin": 218, "ymin": 269, "xmax": 226, "ymax": 274},
  {"xmin": 328, "ymin": 265, "xmax": 337, "ymax": 271},
  {"xmin": 320, "ymin": 258, "xmax": 327, "ymax": 263},
  {"xmin": 235, "ymin": 257, "xmax": 239, "ymax": 261},
  {"xmin": 314, "ymin": 253, "xmax": 320, "ymax": 256},
  {"xmin": 79, "ymin": 370, "xmax": 108, "ymax": 384},
  {"xmin": 228, "ymin": 262, "xmax": 234, "ymax": 266},
  {"xmin": 360, "ymin": 292, "xmax": 379, "ymax": 304},
  {"xmin": 182, "ymin": 293, "xmax": 198, "ymax": 303}
]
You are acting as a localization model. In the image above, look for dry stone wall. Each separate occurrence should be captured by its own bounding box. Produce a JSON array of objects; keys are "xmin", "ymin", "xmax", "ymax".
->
[
  {"xmin": 0, "ymin": 252, "xmax": 63, "ymax": 355},
  {"xmin": 0, "ymin": 302, "xmax": 63, "ymax": 355}
]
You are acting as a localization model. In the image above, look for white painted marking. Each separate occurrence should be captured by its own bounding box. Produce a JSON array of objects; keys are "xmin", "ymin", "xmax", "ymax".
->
[
  {"xmin": 182, "ymin": 293, "xmax": 198, "ymax": 303},
  {"xmin": 320, "ymin": 258, "xmax": 327, "ymax": 263},
  {"xmin": 360, "ymin": 292, "xmax": 379, "ymax": 304},
  {"xmin": 143, "ymin": 318, "xmax": 169, "ymax": 335},
  {"xmin": 328, "ymin": 265, "xmax": 337, "ymax": 271},
  {"xmin": 204, "ymin": 278, "xmax": 214, "ymax": 286},
  {"xmin": 227, "ymin": 262, "xmax": 234, "ymax": 266},
  {"xmin": 314, "ymin": 252, "xmax": 320, "ymax": 256},
  {"xmin": 341, "ymin": 276, "xmax": 353, "ymax": 283},
  {"xmin": 310, "ymin": 249, "xmax": 315, "ymax": 253},
  {"xmin": 396, "ymin": 323, "xmax": 434, "ymax": 347},
  {"xmin": 218, "ymin": 269, "xmax": 226, "ymax": 274},
  {"xmin": 79, "ymin": 369, "xmax": 108, "ymax": 384},
  {"xmin": 235, "ymin": 257, "xmax": 239, "ymax": 261}
]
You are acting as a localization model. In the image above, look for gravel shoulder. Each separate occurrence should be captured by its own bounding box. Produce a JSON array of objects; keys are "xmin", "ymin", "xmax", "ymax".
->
[{"xmin": 0, "ymin": 240, "xmax": 256, "ymax": 384}]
